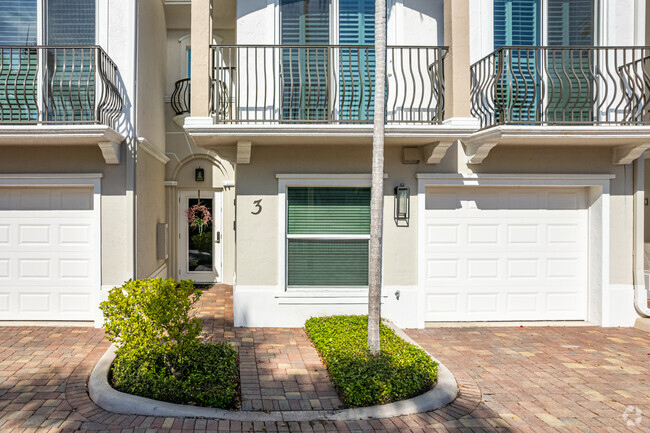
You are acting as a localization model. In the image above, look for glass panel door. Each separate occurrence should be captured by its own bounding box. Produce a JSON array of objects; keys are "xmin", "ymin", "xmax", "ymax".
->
[
  {"xmin": 179, "ymin": 191, "xmax": 222, "ymax": 283},
  {"xmin": 187, "ymin": 197, "xmax": 213, "ymax": 272}
]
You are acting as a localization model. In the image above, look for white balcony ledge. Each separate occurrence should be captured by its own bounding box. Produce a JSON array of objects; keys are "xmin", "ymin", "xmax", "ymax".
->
[
  {"xmin": 0, "ymin": 125, "xmax": 125, "ymax": 164},
  {"xmin": 462, "ymin": 125, "xmax": 650, "ymax": 165},
  {"xmin": 184, "ymin": 122, "xmax": 477, "ymax": 148}
]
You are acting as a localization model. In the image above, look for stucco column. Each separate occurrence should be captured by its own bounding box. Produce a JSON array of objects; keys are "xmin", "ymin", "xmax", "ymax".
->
[
  {"xmin": 443, "ymin": 0, "xmax": 472, "ymax": 121},
  {"xmin": 190, "ymin": 0, "xmax": 213, "ymax": 119}
]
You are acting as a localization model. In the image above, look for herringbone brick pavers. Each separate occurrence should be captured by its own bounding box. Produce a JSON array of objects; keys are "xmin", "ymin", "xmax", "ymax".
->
[{"xmin": 0, "ymin": 284, "xmax": 648, "ymax": 432}]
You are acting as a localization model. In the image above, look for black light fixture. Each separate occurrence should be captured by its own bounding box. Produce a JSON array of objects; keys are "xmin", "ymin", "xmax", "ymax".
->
[
  {"xmin": 394, "ymin": 183, "xmax": 410, "ymax": 221},
  {"xmin": 195, "ymin": 167, "xmax": 205, "ymax": 182}
]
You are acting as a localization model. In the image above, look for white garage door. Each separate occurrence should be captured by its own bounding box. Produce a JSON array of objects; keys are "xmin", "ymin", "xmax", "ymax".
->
[
  {"xmin": 0, "ymin": 186, "xmax": 98, "ymax": 321},
  {"xmin": 423, "ymin": 186, "xmax": 588, "ymax": 321}
]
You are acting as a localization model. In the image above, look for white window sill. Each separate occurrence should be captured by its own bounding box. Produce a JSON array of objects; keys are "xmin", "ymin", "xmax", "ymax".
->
[{"xmin": 276, "ymin": 288, "xmax": 387, "ymax": 305}]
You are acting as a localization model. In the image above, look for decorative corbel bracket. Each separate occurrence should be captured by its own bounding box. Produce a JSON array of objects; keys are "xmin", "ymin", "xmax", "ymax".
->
[
  {"xmin": 612, "ymin": 143, "xmax": 650, "ymax": 165},
  {"xmin": 237, "ymin": 140, "xmax": 252, "ymax": 164},
  {"xmin": 98, "ymin": 140, "xmax": 121, "ymax": 164},
  {"xmin": 422, "ymin": 141, "xmax": 454, "ymax": 164},
  {"xmin": 462, "ymin": 141, "xmax": 497, "ymax": 164}
]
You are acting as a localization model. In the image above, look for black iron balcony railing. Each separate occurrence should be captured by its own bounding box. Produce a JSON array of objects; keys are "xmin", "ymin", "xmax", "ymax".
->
[
  {"xmin": 210, "ymin": 45, "xmax": 446, "ymax": 124},
  {"xmin": 470, "ymin": 46, "xmax": 650, "ymax": 129},
  {"xmin": 0, "ymin": 46, "xmax": 122, "ymax": 129},
  {"xmin": 171, "ymin": 77, "xmax": 190, "ymax": 115}
]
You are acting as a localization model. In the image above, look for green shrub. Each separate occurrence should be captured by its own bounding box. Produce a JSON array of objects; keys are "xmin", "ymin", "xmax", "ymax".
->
[
  {"xmin": 100, "ymin": 278, "xmax": 240, "ymax": 408},
  {"xmin": 305, "ymin": 315, "xmax": 437, "ymax": 408},
  {"xmin": 100, "ymin": 278, "xmax": 202, "ymax": 372},
  {"xmin": 111, "ymin": 341, "xmax": 239, "ymax": 408}
]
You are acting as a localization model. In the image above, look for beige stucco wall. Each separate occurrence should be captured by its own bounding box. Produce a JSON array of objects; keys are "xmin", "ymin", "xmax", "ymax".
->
[
  {"xmin": 137, "ymin": 0, "xmax": 167, "ymax": 153},
  {"xmin": 235, "ymin": 143, "xmax": 633, "ymax": 289},
  {"xmin": 0, "ymin": 146, "xmax": 133, "ymax": 288},
  {"xmin": 133, "ymin": 0, "xmax": 168, "ymax": 279},
  {"xmin": 136, "ymin": 148, "xmax": 167, "ymax": 278}
]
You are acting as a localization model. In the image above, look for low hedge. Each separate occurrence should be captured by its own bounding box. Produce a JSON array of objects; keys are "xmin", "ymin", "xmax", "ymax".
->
[
  {"xmin": 111, "ymin": 341, "xmax": 239, "ymax": 408},
  {"xmin": 305, "ymin": 315, "xmax": 438, "ymax": 408}
]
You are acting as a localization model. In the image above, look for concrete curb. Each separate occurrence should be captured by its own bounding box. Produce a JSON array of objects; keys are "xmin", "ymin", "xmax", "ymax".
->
[{"xmin": 89, "ymin": 336, "xmax": 458, "ymax": 421}]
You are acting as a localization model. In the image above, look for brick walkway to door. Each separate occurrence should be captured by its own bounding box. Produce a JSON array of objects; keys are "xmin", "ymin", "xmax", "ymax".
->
[{"xmin": 0, "ymin": 284, "xmax": 648, "ymax": 432}]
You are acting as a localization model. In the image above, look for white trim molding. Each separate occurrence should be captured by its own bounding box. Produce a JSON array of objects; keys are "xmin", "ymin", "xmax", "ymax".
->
[
  {"xmin": 138, "ymin": 137, "xmax": 170, "ymax": 164},
  {"xmin": 416, "ymin": 173, "xmax": 614, "ymax": 328}
]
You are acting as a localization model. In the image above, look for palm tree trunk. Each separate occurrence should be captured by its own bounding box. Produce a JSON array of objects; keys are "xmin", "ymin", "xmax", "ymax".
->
[{"xmin": 367, "ymin": 0, "xmax": 386, "ymax": 356}]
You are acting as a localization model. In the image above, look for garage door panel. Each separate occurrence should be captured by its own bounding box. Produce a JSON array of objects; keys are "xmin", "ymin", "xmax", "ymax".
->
[
  {"xmin": 0, "ymin": 186, "xmax": 97, "ymax": 321},
  {"xmin": 423, "ymin": 186, "xmax": 588, "ymax": 322}
]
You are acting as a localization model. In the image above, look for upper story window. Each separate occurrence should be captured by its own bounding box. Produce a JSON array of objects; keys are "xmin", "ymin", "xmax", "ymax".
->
[
  {"xmin": 0, "ymin": 0, "xmax": 98, "ymax": 123},
  {"xmin": 494, "ymin": 0, "xmax": 594, "ymax": 48},
  {"xmin": 0, "ymin": 0, "xmax": 95, "ymax": 46},
  {"xmin": 279, "ymin": 0, "xmax": 376, "ymax": 121}
]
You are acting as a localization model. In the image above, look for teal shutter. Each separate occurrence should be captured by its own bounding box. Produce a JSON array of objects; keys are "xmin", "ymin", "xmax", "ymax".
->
[
  {"xmin": 494, "ymin": 0, "xmax": 539, "ymax": 48},
  {"xmin": 494, "ymin": 0, "xmax": 540, "ymax": 123},
  {"xmin": 280, "ymin": 0, "xmax": 330, "ymax": 121},
  {"xmin": 287, "ymin": 187, "xmax": 370, "ymax": 287},
  {"xmin": 339, "ymin": 0, "xmax": 375, "ymax": 121},
  {"xmin": 547, "ymin": 0, "xmax": 594, "ymax": 123},
  {"xmin": 0, "ymin": 0, "xmax": 38, "ymax": 122}
]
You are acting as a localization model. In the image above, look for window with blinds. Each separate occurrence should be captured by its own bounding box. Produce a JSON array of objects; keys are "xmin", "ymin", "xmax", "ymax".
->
[
  {"xmin": 280, "ymin": 0, "xmax": 330, "ymax": 121},
  {"xmin": 45, "ymin": 0, "xmax": 96, "ymax": 122},
  {"xmin": 0, "ymin": 0, "xmax": 96, "ymax": 122},
  {"xmin": 339, "ymin": 0, "xmax": 375, "ymax": 121},
  {"xmin": 494, "ymin": 0, "xmax": 540, "ymax": 123},
  {"xmin": 46, "ymin": 0, "xmax": 95, "ymax": 45},
  {"xmin": 0, "ymin": 0, "xmax": 37, "ymax": 45},
  {"xmin": 287, "ymin": 187, "xmax": 370, "ymax": 287},
  {"xmin": 0, "ymin": 0, "xmax": 38, "ymax": 121},
  {"xmin": 547, "ymin": 0, "xmax": 594, "ymax": 123}
]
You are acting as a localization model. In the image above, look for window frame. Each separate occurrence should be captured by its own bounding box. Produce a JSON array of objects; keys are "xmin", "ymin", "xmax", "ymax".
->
[{"xmin": 277, "ymin": 174, "xmax": 383, "ymax": 292}]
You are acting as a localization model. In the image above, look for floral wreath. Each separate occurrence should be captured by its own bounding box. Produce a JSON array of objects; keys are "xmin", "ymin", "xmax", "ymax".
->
[{"xmin": 185, "ymin": 203, "xmax": 212, "ymax": 234}]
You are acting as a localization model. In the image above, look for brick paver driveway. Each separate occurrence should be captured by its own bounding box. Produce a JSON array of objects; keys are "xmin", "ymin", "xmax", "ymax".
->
[{"xmin": 0, "ymin": 285, "xmax": 648, "ymax": 432}]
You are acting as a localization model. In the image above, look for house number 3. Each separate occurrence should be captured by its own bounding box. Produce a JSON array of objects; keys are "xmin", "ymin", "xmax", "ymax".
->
[{"xmin": 252, "ymin": 199, "xmax": 262, "ymax": 215}]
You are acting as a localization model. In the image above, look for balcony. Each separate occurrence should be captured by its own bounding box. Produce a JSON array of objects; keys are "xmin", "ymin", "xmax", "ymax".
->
[
  {"xmin": 471, "ymin": 46, "xmax": 650, "ymax": 128},
  {"xmin": 465, "ymin": 46, "xmax": 650, "ymax": 164},
  {"xmin": 211, "ymin": 44, "xmax": 446, "ymax": 124},
  {"xmin": 0, "ymin": 46, "xmax": 124, "ymax": 163},
  {"xmin": 184, "ymin": 45, "xmax": 475, "ymax": 149}
]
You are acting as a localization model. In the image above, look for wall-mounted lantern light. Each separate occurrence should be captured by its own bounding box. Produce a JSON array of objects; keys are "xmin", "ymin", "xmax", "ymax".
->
[
  {"xmin": 195, "ymin": 167, "xmax": 205, "ymax": 182},
  {"xmin": 394, "ymin": 183, "xmax": 410, "ymax": 221}
]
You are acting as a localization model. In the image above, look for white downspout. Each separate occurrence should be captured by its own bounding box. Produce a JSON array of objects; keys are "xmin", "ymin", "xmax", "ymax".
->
[{"xmin": 633, "ymin": 157, "xmax": 650, "ymax": 317}]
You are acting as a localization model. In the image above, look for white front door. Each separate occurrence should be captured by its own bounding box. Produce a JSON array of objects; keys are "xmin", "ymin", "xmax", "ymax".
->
[
  {"xmin": 422, "ymin": 186, "xmax": 589, "ymax": 322},
  {"xmin": 178, "ymin": 190, "xmax": 222, "ymax": 283}
]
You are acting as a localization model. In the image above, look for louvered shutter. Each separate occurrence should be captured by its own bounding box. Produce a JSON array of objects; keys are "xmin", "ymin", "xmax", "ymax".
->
[
  {"xmin": 547, "ymin": 0, "xmax": 594, "ymax": 123},
  {"xmin": 494, "ymin": 0, "xmax": 540, "ymax": 123},
  {"xmin": 0, "ymin": 0, "xmax": 38, "ymax": 122},
  {"xmin": 339, "ymin": 0, "xmax": 375, "ymax": 121},
  {"xmin": 287, "ymin": 187, "xmax": 370, "ymax": 287},
  {"xmin": 280, "ymin": 0, "xmax": 329, "ymax": 121}
]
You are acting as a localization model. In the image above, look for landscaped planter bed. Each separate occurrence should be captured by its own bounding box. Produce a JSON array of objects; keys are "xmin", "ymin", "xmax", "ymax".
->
[
  {"xmin": 110, "ymin": 341, "xmax": 239, "ymax": 409},
  {"xmin": 305, "ymin": 315, "xmax": 438, "ymax": 408},
  {"xmin": 100, "ymin": 278, "xmax": 241, "ymax": 410}
]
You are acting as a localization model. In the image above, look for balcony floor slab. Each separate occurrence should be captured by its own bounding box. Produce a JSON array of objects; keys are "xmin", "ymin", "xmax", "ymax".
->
[
  {"xmin": 0, "ymin": 125, "xmax": 126, "ymax": 164},
  {"xmin": 184, "ymin": 122, "xmax": 477, "ymax": 147}
]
